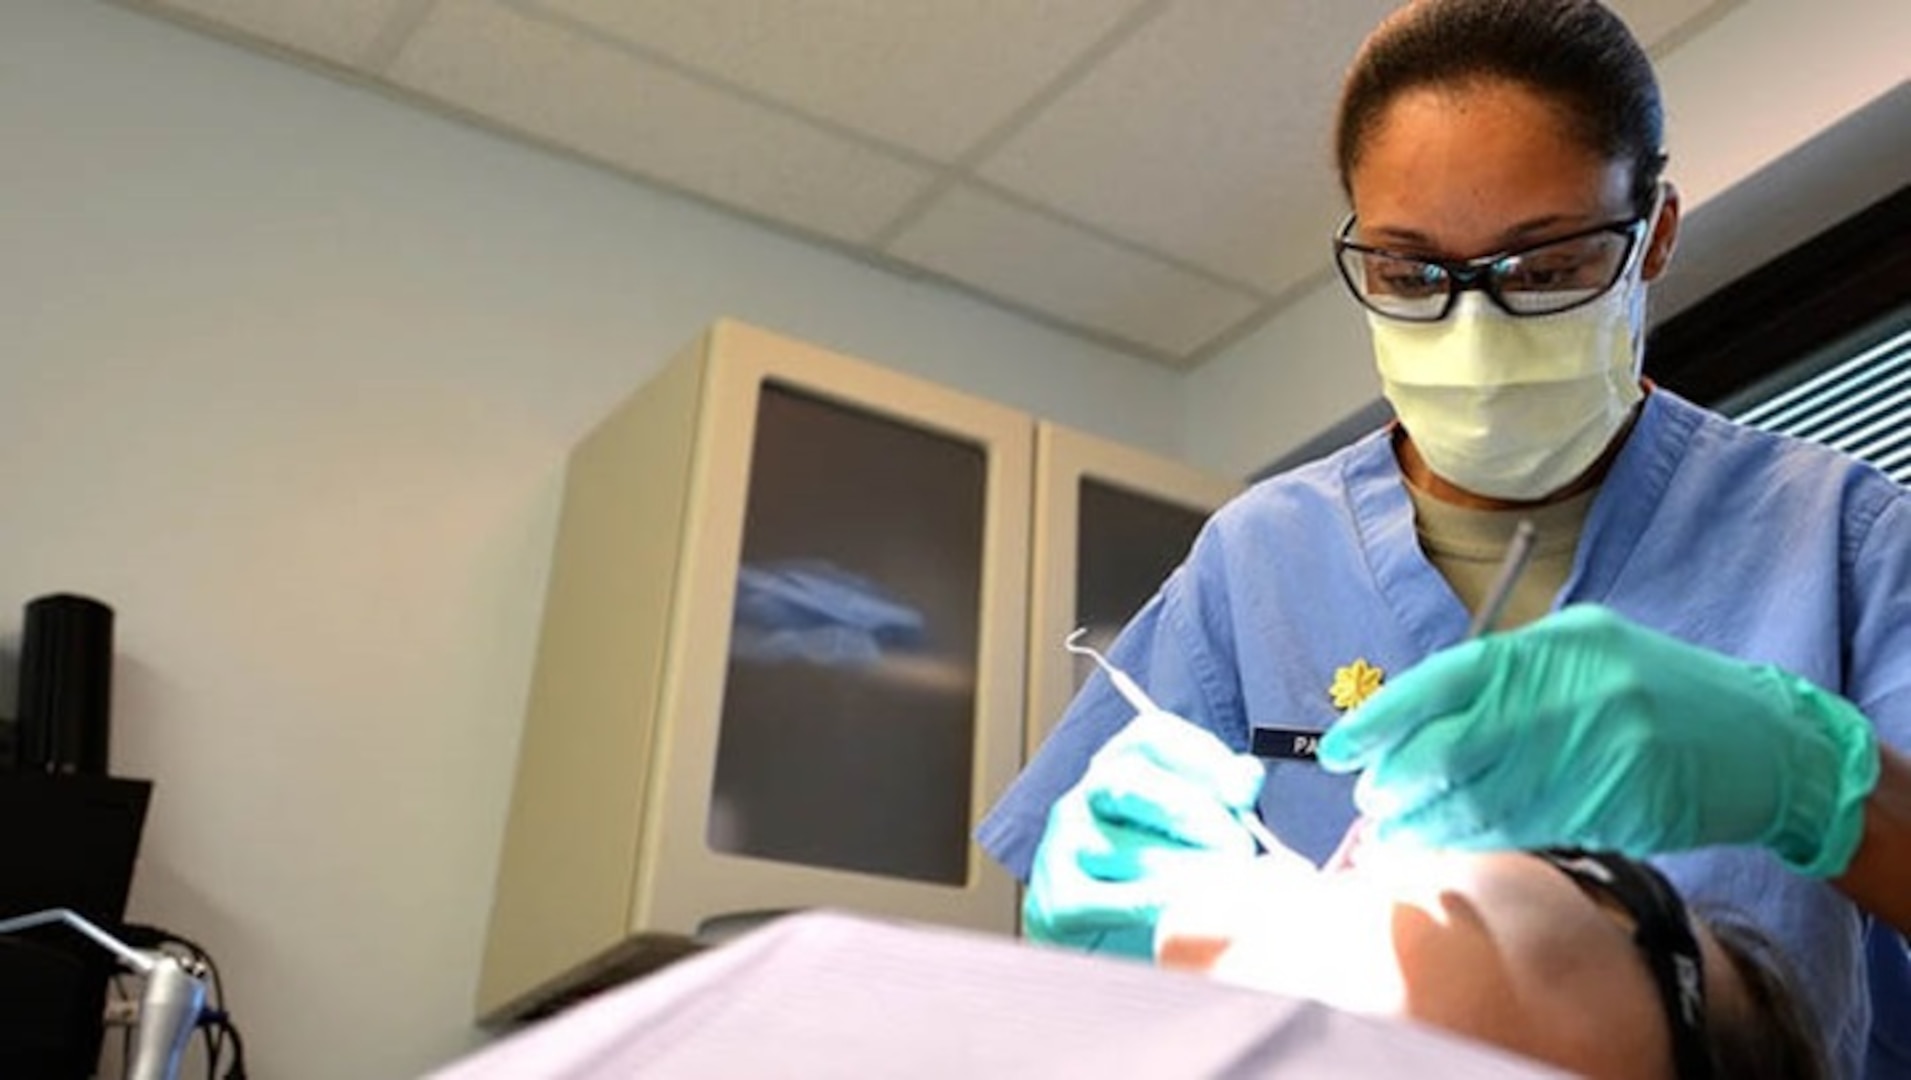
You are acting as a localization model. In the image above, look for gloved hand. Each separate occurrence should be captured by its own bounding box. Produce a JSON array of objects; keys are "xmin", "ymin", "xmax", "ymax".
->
[
  {"xmin": 1023, "ymin": 711, "xmax": 1271, "ymax": 957},
  {"xmin": 1316, "ymin": 604, "xmax": 1880, "ymax": 877}
]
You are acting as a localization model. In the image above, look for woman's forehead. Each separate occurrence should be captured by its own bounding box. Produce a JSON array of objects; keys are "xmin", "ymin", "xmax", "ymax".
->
[{"xmin": 1347, "ymin": 81, "xmax": 1634, "ymax": 254}]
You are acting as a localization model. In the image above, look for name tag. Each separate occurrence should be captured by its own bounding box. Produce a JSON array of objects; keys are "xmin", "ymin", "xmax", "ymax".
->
[{"xmin": 1253, "ymin": 727, "xmax": 1321, "ymax": 762}]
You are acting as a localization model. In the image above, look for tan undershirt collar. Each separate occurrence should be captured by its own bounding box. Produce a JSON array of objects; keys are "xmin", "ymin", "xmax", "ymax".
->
[{"xmin": 1404, "ymin": 477, "xmax": 1595, "ymax": 631}]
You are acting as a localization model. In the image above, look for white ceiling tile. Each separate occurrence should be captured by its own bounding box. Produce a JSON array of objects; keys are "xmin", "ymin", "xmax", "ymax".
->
[
  {"xmin": 124, "ymin": 0, "xmax": 1753, "ymax": 373},
  {"xmin": 124, "ymin": 0, "xmax": 409, "ymax": 67},
  {"xmin": 887, "ymin": 186, "xmax": 1263, "ymax": 362},
  {"xmin": 518, "ymin": 0, "xmax": 1155, "ymax": 161},
  {"xmin": 388, "ymin": 0, "xmax": 935, "ymax": 245},
  {"xmin": 976, "ymin": 0, "xmax": 1399, "ymax": 298}
]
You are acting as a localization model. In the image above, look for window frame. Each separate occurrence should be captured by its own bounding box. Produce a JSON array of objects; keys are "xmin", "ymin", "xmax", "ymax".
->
[{"xmin": 1647, "ymin": 184, "xmax": 1911, "ymax": 408}]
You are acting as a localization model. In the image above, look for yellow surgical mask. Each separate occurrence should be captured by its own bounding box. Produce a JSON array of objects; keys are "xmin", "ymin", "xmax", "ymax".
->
[{"xmin": 1370, "ymin": 277, "xmax": 1647, "ymax": 500}]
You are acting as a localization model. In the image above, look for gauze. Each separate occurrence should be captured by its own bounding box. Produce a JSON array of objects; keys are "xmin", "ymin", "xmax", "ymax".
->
[{"xmin": 1370, "ymin": 276, "xmax": 1647, "ymax": 500}]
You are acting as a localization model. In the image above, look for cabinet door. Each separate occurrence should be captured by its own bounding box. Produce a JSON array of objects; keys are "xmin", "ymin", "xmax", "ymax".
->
[
  {"xmin": 708, "ymin": 381, "xmax": 990, "ymax": 884},
  {"xmin": 643, "ymin": 321, "xmax": 1029, "ymax": 938},
  {"xmin": 1027, "ymin": 423, "xmax": 1241, "ymax": 757}
]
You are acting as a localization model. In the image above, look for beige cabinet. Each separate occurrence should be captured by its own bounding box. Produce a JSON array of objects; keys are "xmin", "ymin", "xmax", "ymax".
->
[
  {"xmin": 477, "ymin": 319, "xmax": 1237, "ymax": 1022},
  {"xmin": 1026, "ymin": 423, "xmax": 1241, "ymax": 757}
]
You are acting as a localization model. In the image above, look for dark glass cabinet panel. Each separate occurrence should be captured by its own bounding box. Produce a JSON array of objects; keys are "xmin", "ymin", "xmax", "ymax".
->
[
  {"xmin": 710, "ymin": 382, "xmax": 985, "ymax": 884},
  {"xmin": 1069, "ymin": 477, "xmax": 1209, "ymax": 691}
]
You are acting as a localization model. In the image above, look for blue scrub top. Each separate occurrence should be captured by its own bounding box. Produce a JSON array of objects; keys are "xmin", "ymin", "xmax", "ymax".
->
[{"xmin": 979, "ymin": 389, "xmax": 1911, "ymax": 1079}]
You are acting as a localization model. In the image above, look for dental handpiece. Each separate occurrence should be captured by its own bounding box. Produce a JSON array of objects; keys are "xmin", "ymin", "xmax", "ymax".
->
[{"xmin": 1064, "ymin": 629, "xmax": 1283, "ymax": 855}]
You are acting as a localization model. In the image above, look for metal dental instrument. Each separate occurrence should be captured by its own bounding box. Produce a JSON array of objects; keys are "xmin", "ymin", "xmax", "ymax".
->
[
  {"xmin": 0, "ymin": 907, "xmax": 207, "ymax": 1080},
  {"xmin": 1465, "ymin": 520, "xmax": 1538, "ymax": 640},
  {"xmin": 1064, "ymin": 629, "xmax": 1284, "ymax": 855},
  {"xmin": 1333, "ymin": 521, "xmax": 1543, "ymax": 857}
]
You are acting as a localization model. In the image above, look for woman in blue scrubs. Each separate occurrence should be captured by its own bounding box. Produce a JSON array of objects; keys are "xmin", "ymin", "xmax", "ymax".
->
[{"xmin": 977, "ymin": 2, "xmax": 1911, "ymax": 1077}]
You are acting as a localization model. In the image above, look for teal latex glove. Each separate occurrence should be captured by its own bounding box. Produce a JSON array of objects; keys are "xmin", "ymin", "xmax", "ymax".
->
[
  {"xmin": 1317, "ymin": 605, "xmax": 1880, "ymax": 877},
  {"xmin": 1023, "ymin": 711, "xmax": 1269, "ymax": 957}
]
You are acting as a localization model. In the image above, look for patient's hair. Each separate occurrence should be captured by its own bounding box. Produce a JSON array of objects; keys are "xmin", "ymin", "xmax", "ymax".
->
[{"xmin": 1702, "ymin": 915, "xmax": 1829, "ymax": 1080}]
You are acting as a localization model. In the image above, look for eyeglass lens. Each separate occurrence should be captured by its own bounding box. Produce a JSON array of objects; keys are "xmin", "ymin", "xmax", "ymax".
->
[{"xmin": 1338, "ymin": 226, "xmax": 1636, "ymax": 321}]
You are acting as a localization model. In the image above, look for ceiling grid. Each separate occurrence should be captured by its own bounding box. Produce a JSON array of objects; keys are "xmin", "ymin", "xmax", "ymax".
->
[{"xmin": 115, "ymin": 0, "xmax": 1732, "ymax": 368}]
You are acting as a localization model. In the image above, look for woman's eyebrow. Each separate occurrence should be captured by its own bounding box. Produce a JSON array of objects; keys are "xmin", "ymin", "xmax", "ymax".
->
[
  {"xmin": 1499, "ymin": 214, "xmax": 1586, "ymax": 241},
  {"xmin": 1360, "ymin": 213, "xmax": 1594, "ymax": 253}
]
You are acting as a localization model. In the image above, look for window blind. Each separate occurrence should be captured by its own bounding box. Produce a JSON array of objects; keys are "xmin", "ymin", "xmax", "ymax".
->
[{"xmin": 1730, "ymin": 320, "xmax": 1911, "ymax": 485}]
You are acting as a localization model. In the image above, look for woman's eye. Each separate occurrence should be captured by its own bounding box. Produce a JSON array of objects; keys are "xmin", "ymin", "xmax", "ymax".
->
[
  {"xmin": 1374, "ymin": 264, "xmax": 1444, "ymax": 297},
  {"xmin": 1501, "ymin": 256, "xmax": 1594, "ymax": 291}
]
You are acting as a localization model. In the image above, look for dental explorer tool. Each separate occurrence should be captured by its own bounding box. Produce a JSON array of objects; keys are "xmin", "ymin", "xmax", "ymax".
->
[{"xmin": 1064, "ymin": 629, "xmax": 1284, "ymax": 854}]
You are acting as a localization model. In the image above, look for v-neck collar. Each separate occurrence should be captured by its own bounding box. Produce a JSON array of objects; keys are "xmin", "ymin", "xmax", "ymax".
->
[{"xmin": 1340, "ymin": 391, "xmax": 1700, "ymax": 654}]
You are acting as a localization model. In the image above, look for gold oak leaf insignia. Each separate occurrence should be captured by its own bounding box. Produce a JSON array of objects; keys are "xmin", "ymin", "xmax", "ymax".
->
[{"xmin": 1330, "ymin": 658, "xmax": 1384, "ymax": 711}]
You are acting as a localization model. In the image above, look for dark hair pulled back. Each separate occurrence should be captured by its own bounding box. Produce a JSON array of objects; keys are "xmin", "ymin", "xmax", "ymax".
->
[{"xmin": 1335, "ymin": 0, "xmax": 1667, "ymax": 214}]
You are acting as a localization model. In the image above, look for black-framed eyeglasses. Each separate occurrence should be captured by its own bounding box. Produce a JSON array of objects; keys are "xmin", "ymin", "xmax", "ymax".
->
[{"xmin": 1333, "ymin": 213, "xmax": 1649, "ymax": 322}]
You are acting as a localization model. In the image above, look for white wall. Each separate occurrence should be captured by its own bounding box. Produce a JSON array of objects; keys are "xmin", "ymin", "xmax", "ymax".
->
[
  {"xmin": 1186, "ymin": 0, "xmax": 1911, "ymax": 478},
  {"xmin": 0, "ymin": 2, "xmax": 1180, "ymax": 1078}
]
